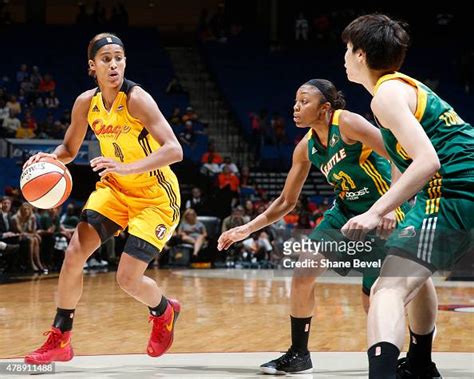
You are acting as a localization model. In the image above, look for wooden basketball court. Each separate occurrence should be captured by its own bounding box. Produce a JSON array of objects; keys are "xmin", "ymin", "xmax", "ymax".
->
[{"xmin": 0, "ymin": 269, "xmax": 473, "ymax": 377}]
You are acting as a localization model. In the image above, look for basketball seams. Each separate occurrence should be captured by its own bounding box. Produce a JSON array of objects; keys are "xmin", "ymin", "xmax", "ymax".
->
[
  {"xmin": 22, "ymin": 172, "xmax": 63, "ymax": 202},
  {"xmin": 20, "ymin": 160, "xmax": 73, "ymax": 209}
]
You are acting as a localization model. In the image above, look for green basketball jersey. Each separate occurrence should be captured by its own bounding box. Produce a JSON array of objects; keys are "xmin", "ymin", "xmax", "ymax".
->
[
  {"xmin": 374, "ymin": 72, "xmax": 474, "ymax": 178},
  {"xmin": 307, "ymin": 110, "xmax": 405, "ymax": 221}
]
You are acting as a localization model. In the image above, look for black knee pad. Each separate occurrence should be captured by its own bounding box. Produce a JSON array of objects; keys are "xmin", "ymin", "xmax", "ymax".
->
[
  {"xmin": 80, "ymin": 209, "xmax": 121, "ymax": 243},
  {"xmin": 124, "ymin": 235, "xmax": 160, "ymax": 263}
]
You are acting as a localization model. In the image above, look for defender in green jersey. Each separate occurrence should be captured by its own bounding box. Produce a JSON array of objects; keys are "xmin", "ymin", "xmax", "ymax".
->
[
  {"xmin": 342, "ymin": 13, "xmax": 473, "ymax": 379},
  {"xmin": 218, "ymin": 79, "xmax": 432, "ymax": 375}
]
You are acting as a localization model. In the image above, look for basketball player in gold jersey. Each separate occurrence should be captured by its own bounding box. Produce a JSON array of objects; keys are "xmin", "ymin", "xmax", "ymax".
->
[{"xmin": 23, "ymin": 33, "xmax": 182, "ymax": 364}]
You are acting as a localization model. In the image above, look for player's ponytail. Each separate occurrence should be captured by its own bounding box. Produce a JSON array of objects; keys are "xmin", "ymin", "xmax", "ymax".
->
[
  {"xmin": 305, "ymin": 79, "xmax": 346, "ymax": 110},
  {"xmin": 332, "ymin": 91, "xmax": 346, "ymax": 110}
]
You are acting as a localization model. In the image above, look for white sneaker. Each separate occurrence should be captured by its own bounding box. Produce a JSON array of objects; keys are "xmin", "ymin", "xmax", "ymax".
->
[
  {"xmin": 88, "ymin": 258, "xmax": 100, "ymax": 267},
  {"xmin": 99, "ymin": 260, "xmax": 108, "ymax": 267}
]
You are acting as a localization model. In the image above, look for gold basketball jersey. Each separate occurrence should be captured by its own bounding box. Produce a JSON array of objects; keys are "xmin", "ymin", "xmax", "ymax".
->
[{"xmin": 87, "ymin": 79, "xmax": 178, "ymax": 189}]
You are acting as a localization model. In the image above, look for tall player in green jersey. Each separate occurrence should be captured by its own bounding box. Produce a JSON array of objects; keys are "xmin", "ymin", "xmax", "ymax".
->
[
  {"xmin": 342, "ymin": 14, "xmax": 474, "ymax": 379},
  {"xmin": 218, "ymin": 79, "xmax": 434, "ymax": 375}
]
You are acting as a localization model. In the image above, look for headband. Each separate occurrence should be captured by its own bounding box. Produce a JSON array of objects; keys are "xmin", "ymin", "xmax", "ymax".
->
[
  {"xmin": 89, "ymin": 36, "xmax": 124, "ymax": 59},
  {"xmin": 305, "ymin": 80, "xmax": 334, "ymax": 107}
]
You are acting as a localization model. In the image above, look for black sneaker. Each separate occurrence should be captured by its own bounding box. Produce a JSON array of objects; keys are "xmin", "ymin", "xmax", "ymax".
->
[
  {"xmin": 260, "ymin": 348, "xmax": 313, "ymax": 375},
  {"xmin": 397, "ymin": 357, "xmax": 442, "ymax": 378}
]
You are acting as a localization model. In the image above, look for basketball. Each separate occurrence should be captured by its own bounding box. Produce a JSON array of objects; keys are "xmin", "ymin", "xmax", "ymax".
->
[{"xmin": 20, "ymin": 157, "xmax": 73, "ymax": 209}]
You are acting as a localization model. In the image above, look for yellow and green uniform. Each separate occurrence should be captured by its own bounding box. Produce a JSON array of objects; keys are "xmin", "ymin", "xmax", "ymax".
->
[
  {"xmin": 374, "ymin": 72, "xmax": 474, "ymax": 270},
  {"xmin": 306, "ymin": 110, "xmax": 409, "ymax": 292},
  {"xmin": 82, "ymin": 79, "xmax": 180, "ymax": 261}
]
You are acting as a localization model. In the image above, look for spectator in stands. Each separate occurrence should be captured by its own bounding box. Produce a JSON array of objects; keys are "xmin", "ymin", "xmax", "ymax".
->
[
  {"xmin": 1, "ymin": 197, "xmax": 17, "ymax": 239},
  {"xmin": 295, "ymin": 12, "xmax": 309, "ymax": 41},
  {"xmin": 44, "ymin": 91, "xmax": 60, "ymax": 109},
  {"xmin": 24, "ymin": 110, "xmax": 37, "ymax": 130},
  {"xmin": 182, "ymin": 106, "xmax": 198, "ymax": 123},
  {"xmin": 201, "ymin": 142, "xmax": 223, "ymax": 164},
  {"xmin": 30, "ymin": 66, "xmax": 42, "ymax": 90},
  {"xmin": 17, "ymin": 88, "xmax": 27, "ymax": 107},
  {"xmin": 20, "ymin": 79, "xmax": 34, "ymax": 101},
  {"xmin": 168, "ymin": 106, "xmax": 182, "ymax": 126},
  {"xmin": 301, "ymin": 194, "xmax": 318, "ymax": 214},
  {"xmin": 36, "ymin": 113, "xmax": 52, "ymax": 139},
  {"xmin": 166, "ymin": 76, "xmax": 184, "ymax": 94},
  {"xmin": 58, "ymin": 109, "xmax": 69, "ymax": 125},
  {"xmin": 218, "ymin": 164, "xmax": 240, "ymax": 192},
  {"xmin": 283, "ymin": 209, "xmax": 299, "ymax": 228},
  {"xmin": 242, "ymin": 231, "xmax": 273, "ymax": 262},
  {"xmin": 35, "ymin": 96, "xmax": 45, "ymax": 108},
  {"xmin": 240, "ymin": 166, "xmax": 257, "ymax": 195},
  {"xmin": 40, "ymin": 113, "xmax": 66, "ymax": 139},
  {"xmin": 39, "ymin": 73, "xmax": 56, "ymax": 94},
  {"xmin": 218, "ymin": 165, "xmax": 240, "ymax": 211},
  {"xmin": 178, "ymin": 208, "xmax": 207, "ymax": 257},
  {"xmin": 2, "ymin": 110, "xmax": 21, "ymax": 137},
  {"xmin": 243, "ymin": 199, "xmax": 254, "ymax": 222},
  {"xmin": 60, "ymin": 204, "xmax": 79, "ymax": 240},
  {"xmin": 221, "ymin": 205, "xmax": 245, "ymax": 233},
  {"xmin": 13, "ymin": 203, "xmax": 46, "ymax": 273},
  {"xmin": 253, "ymin": 191, "xmax": 271, "ymax": 211},
  {"xmin": 0, "ymin": 99, "xmax": 9, "ymax": 125},
  {"xmin": 178, "ymin": 120, "xmax": 196, "ymax": 147},
  {"xmin": 184, "ymin": 187, "xmax": 208, "ymax": 215},
  {"xmin": 16, "ymin": 120, "xmax": 35, "ymax": 139},
  {"xmin": 38, "ymin": 207, "xmax": 68, "ymax": 266},
  {"xmin": 16, "ymin": 64, "xmax": 29, "ymax": 83},
  {"xmin": 201, "ymin": 143, "xmax": 224, "ymax": 176},
  {"xmin": 6, "ymin": 95, "xmax": 21, "ymax": 116},
  {"xmin": 0, "ymin": 197, "xmax": 20, "ymax": 272},
  {"xmin": 313, "ymin": 198, "xmax": 331, "ymax": 226},
  {"xmin": 53, "ymin": 121, "xmax": 67, "ymax": 139},
  {"xmin": 220, "ymin": 156, "xmax": 239, "ymax": 175},
  {"xmin": 272, "ymin": 112, "xmax": 287, "ymax": 145},
  {"xmin": 249, "ymin": 111, "xmax": 262, "ymax": 158},
  {"xmin": 296, "ymin": 211, "xmax": 314, "ymax": 229},
  {"xmin": 261, "ymin": 114, "xmax": 276, "ymax": 145}
]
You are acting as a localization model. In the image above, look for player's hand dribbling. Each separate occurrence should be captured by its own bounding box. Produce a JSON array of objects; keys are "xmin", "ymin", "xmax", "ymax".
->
[
  {"xmin": 218, "ymin": 225, "xmax": 252, "ymax": 251},
  {"xmin": 90, "ymin": 157, "xmax": 130, "ymax": 177},
  {"xmin": 23, "ymin": 152, "xmax": 58, "ymax": 169}
]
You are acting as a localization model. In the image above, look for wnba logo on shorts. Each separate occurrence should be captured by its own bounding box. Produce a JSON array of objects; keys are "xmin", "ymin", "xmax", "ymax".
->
[{"xmin": 155, "ymin": 224, "xmax": 167, "ymax": 240}]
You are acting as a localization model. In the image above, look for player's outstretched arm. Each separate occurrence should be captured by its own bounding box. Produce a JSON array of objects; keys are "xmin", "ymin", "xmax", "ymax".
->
[
  {"xmin": 217, "ymin": 138, "xmax": 311, "ymax": 251},
  {"xmin": 23, "ymin": 90, "xmax": 93, "ymax": 168}
]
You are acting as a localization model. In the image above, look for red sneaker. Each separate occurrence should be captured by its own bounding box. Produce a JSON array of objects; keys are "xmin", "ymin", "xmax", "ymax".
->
[
  {"xmin": 24, "ymin": 327, "xmax": 74, "ymax": 364},
  {"xmin": 147, "ymin": 298, "xmax": 181, "ymax": 357}
]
